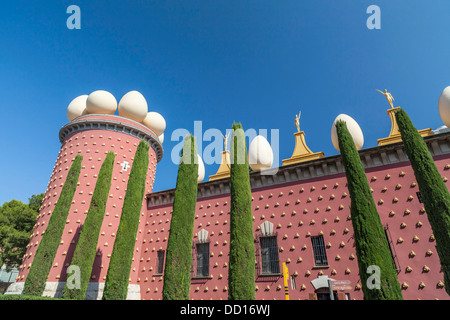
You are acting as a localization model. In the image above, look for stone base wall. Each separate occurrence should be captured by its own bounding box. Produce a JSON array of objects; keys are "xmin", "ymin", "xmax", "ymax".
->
[{"xmin": 5, "ymin": 281, "xmax": 141, "ymax": 300}]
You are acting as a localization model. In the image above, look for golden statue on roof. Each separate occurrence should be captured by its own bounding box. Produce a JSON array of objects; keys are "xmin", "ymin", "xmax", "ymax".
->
[
  {"xmin": 282, "ymin": 110, "xmax": 324, "ymax": 166},
  {"xmin": 222, "ymin": 132, "xmax": 230, "ymax": 152},
  {"xmin": 376, "ymin": 89, "xmax": 395, "ymax": 109},
  {"xmin": 294, "ymin": 111, "xmax": 301, "ymax": 132},
  {"xmin": 376, "ymin": 89, "xmax": 434, "ymax": 146}
]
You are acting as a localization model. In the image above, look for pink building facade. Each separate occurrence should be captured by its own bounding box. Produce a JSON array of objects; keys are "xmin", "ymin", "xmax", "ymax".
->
[
  {"xmin": 7, "ymin": 114, "xmax": 450, "ymax": 300},
  {"xmin": 142, "ymin": 132, "xmax": 450, "ymax": 300}
]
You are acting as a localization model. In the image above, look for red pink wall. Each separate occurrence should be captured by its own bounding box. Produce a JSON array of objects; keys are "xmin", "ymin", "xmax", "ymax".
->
[
  {"xmin": 141, "ymin": 158, "xmax": 449, "ymax": 300},
  {"xmin": 17, "ymin": 115, "xmax": 158, "ymax": 288}
]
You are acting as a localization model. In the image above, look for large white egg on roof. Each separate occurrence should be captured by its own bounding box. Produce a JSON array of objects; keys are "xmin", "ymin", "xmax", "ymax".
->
[
  {"xmin": 67, "ymin": 95, "xmax": 88, "ymax": 121},
  {"xmin": 248, "ymin": 135, "xmax": 274, "ymax": 171},
  {"xmin": 85, "ymin": 90, "xmax": 117, "ymax": 115},
  {"xmin": 438, "ymin": 86, "xmax": 450, "ymax": 127},
  {"xmin": 118, "ymin": 90, "xmax": 148, "ymax": 122},
  {"xmin": 142, "ymin": 111, "xmax": 166, "ymax": 136},
  {"xmin": 331, "ymin": 114, "xmax": 364, "ymax": 152},
  {"xmin": 197, "ymin": 154, "xmax": 205, "ymax": 183}
]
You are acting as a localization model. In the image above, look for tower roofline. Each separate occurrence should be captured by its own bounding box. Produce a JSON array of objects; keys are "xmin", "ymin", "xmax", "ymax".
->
[{"xmin": 59, "ymin": 114, "xmax": 164, "ymax": 162}]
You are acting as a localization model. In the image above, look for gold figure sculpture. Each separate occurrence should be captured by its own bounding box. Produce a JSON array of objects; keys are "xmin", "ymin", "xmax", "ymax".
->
[
  {"xmin": 222, "ymin": 132, "xmax": 230, "ymax": 152},
  {"xmin": 376, "ymin": 89, "xmax": 395, "ymax": 109},
  {"xmin": 294, "ymin": 111, "xmax": 301, "ymax": 132},
  {"xmin": 282, "ymin": 110, "xmax": 324, "ymax": 166}
]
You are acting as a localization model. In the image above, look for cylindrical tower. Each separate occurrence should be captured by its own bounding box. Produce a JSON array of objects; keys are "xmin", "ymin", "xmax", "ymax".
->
[{"xmin": 10, "ymin": 112, "xmax": 163, "ymax": 299}]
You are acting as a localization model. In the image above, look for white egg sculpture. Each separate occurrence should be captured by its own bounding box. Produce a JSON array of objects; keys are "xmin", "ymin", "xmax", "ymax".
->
[
  {"xmin": 67, "ymin": 95, "xmax": 88, "ymax": 121},
  {"xmin": 158, "ymin": 133, "xmax": 164, "ymax": 144},
  {"xmin": 143, "ymin": 111, "xmax": 166, "ymax": 136},
  {"xmin": 438, "ymin": 86, "xmax": 450, "ymax": 127},
  {"xmin": 118, "ymin": 91, "xmax": 148, "ymax": 122},
  {"xmin": 197, "ymin": 154, "xmax": 205, "ymax": 183},
  {"xmin": 85, "ymin": 90, "xmax": 117, "ymax": 115},
  {"xmin": 248, "ymin": 135, "xmax": 274, "ymax": 171},
  {"xmin": 331, "ymin": 114, "xmax": 364, "ymax": 152}
]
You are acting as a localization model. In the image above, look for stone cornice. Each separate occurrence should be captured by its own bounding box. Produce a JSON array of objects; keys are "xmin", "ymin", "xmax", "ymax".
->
[
  {"xmin": 147, "ymin": 131, "xmax": 450, "ymax": 208},
  {"xmin": 59, "ymin": 114, "xmax": 164, "ymax": 162}
]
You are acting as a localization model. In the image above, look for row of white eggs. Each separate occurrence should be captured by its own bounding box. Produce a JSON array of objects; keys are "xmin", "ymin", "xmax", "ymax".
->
[
  {"xmin": 68, "ymin": 86, "xmax": 450, "ymax": 183},
  {"xmin": 195, "ymin": 115, "xmax": 362, "ymax": 183},
  {"xmin": 66, "ymin": 90, "xmax": 166, "ymax": 143}
]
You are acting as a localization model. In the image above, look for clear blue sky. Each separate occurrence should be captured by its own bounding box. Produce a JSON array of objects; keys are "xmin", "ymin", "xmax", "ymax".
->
[{"xmin": 1, "ymin": 1, "xmax": 450, "ymax": 204}]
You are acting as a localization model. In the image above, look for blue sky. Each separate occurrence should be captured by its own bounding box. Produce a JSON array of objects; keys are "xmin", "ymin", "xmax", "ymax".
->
[{"xmin": 1, "ymin": 0, "xmax": 450, "ymax": 204}]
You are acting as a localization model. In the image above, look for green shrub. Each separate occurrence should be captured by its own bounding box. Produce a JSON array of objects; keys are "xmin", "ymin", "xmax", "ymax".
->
[
  {"xmin": 228, "ymin": 123, "xmax": 255, "ymax": 300},
  {"xmin": 23, "ymin": 155, "xmax": 83, "ymax": 296},
  {"xmin": 336, "ymin": 120, "xmax": 403, "ymax": 300},
  {"xmin": 102, "ymin": 141, "xmax": 149, "ymax": 300},
  {"xmin": 162, "ymin": 134, "xmax": 198, "ymax": 300},
  {"xmin": 0, "ymin": 195, "xmax": 43, "ymax": 270},
  {"xmin": 62, "ymin": 152, "xmax": 115, "ymax": 300},
  {"xmin": 395, "ymin": 108, "xmax": 450, "ymax": 296}
]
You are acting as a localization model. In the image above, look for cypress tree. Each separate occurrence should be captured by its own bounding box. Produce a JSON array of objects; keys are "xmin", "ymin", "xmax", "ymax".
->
[
  {"xmin": 162, "ymin": 134, "xmax": 198, "ymax": 300},
  {"xmin": 102, "ymin": 140, "xmax": 149, "ymax": 300},
  {"xmin": 395, "ymin": 108, "xmax": 450, "ymax": 296},
  {"xmin": 228, "ymin": 123, "xmax": 255, "ymax": 300},
  {"xmin": 336, "ymin": 120, "xmax": 403, "ymax": 300},
  {"xmin": 23, "ymin": 155, "xmax": 83, "ymax": 296},
  {"xmin": 62, "ymin": 152, "xmax": 115, "ymax": 299}
]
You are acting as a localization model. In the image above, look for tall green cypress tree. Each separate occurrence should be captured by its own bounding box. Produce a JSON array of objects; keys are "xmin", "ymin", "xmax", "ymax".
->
[
  {"xmin": 228, "ymin": 123, "xmax": 255, "ymax": 300},
  {"xmin": 395, "ymin": 108, "xmax": 450, "ymax": 296},
  {"xmin": 336, "ymin": 120, "xmax": 403, "ymax": 300},
  {"xmin": 162, "ymin": 134, "xmax": 198, "ymax": 300},
  {"xmin": 102, "ymin": 140, "xmax": 149, "ymax": 300},
  {"xmin": 23, "ymin": 155, "xmax": 83, "ymax": 296},
  {"xmin": 62, "ymin": 152, "xmax": 115, "ymax": 300}
]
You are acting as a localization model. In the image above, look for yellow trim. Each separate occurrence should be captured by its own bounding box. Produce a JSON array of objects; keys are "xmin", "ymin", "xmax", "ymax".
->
[
  {"xmin": 282, "ymin": 262, "xmax": 289, "ymax": 300},
  {"xmin": 209, "ymin": 151, "xmax": 231, "ymax": 181},
  {"xmin": 282, "ymin": 131, "xmax": 324, "ymax": 166},
  {"xmin": 377, "ymin": 107, "xmax": 434, "ymax": 146}
]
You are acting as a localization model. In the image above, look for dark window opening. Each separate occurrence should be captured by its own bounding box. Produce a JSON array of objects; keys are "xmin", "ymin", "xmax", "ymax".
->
[
  {"xmin": 196, "ymin": 242, "xmax": 210, "ymax": 278},
  {"xmin": 156, "ymin": 250, "xmax": 165, "ymax": 274},
  {"xmin": 260, "ymin": 235, "xmax": 280, "ymax": 275},
  {"xmin": 416, "ymin": 192, "xmax": 423, "ymax": 203},
  {"xmin": 315, "ymin": 288, "xmax": 337, "ymax": 300},
  {"xmin": 312, "ymin": 289, "xmax": 350, "ymax": 300},
  {"xmin": 384, "ymin": 224, "xmax": 401, "ymax": 273},
  {"xmin": 311, "ymin": 236, "xmax": 328, "ymax": 266}
]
